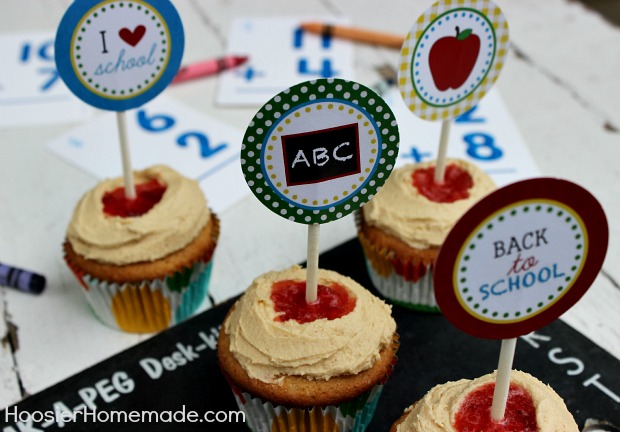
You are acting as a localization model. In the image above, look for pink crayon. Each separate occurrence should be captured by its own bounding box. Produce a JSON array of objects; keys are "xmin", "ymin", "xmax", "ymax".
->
[{"xmin": 171, "ymin": 55, "xmax": 248, "ymax": 84}]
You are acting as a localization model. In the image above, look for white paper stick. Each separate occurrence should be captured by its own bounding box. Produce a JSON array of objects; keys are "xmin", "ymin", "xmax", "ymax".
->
[
  {"xmin": 116, "ymin": 111, "xmax": 136, "ymax": 199},
  {"xmin": 491, "ymin": 337, "xmax": 517, "ymax": 422},
  {"xmin": 306, "ymin": 223, "xmax": 320, "ymax": 303},
  {"xmin": 434, "ymin": 120, "xmax": 451, "ymax": 183}
]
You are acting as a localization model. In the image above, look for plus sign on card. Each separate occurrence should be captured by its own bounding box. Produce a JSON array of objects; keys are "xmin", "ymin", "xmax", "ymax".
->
[{"xmin": 216, "ymin": 17, "xmax": 355, "ymax": 106}]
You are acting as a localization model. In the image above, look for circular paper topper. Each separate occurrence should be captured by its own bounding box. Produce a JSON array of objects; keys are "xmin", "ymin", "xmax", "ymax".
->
[
  {"xmin": 55, "ymin": 0, "xmax": 184, "ymax": 111},
  {"xmin": 398, "ymin": 0, "xmax": 509, "ymax": 121},
  {"xmin": 434, "ymin": 178, "xmax": 608, "ymax": 340},
  {"xmin": 241, "ymin": 78, "xmax": 399, "ymax": 225}
]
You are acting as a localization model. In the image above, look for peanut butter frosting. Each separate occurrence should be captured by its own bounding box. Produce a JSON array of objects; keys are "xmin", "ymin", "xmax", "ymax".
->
[
  {"xmin": 396, "ymin": 370, "xmax": 578, "ymax": 432},
  {"xmin": 363, "ymin": 159, "xmax": 495, "ymax": 249},
  {"xmin": 224, "ymin": 266, "xmax": 396, "ymax": 384},
  {"xmin": 66, "ymin": 165, "xmax": 211, "ymax": 265}
]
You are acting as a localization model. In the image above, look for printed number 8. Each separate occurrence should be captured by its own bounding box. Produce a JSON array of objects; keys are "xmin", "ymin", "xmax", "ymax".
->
[{"xmin": 464, "ymin": 132, "xmax": 503, "ymax": 161}]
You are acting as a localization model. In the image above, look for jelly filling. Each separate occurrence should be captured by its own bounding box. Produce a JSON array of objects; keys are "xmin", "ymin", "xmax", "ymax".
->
[
  {"xmin": 412, "ymin": 163, "xmax": 474, "ymax": 203},
  {"xmin": 270, "ymin": 280, "xmax": 356, "ymax": 324},
  {"xmin": 454, "ymin": 382, "xmax": 538, "ymax": 432},
  {"xmin": 102, "ymin": 178, "xmax": 167, "ymax": 217}
]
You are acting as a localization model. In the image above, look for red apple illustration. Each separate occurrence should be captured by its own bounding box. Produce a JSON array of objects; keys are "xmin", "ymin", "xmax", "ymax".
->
[{"xmin": 429, "ymin": 26, "xmax": 480, "ymax": 91}]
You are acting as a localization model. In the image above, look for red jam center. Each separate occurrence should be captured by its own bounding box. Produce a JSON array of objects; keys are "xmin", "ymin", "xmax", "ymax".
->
[
  {"xmin": 270, "ymin": 280, "xmax": 356, "ymax": 324},
  {"xmin": 454, "ymin": 382, "xmax": 539, "ymax": 432},
  {"xmin": 102, "ymin": 178, "xmax": 167, "ymax": 217},
  {"xmin": 412, "ymin": 163, "xmax": 473, "ymax": 203}
]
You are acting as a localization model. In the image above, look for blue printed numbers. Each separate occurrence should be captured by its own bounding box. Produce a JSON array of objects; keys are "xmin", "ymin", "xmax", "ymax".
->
[
  {"xmin": 464, "ymin": 132, "xmax": 503, "ymax": 161},
  {"xmin": 402, "ymin": 105, "xmax": 503, "ymax": 163},
  {"xmin": 177, "ymin": 132, "xmax": 227, "ymax": 159},
  {"xmin": 137, "ymin": 109, "xmax": 175, "ymax": 132},
  {"xmin": 136, "ymin": 109, "xmax": 227, "ymax": 159},
  {"xmin": 20, "ymin": 40, "xmax": 60, "ymax": 92},
  {"xmin": 458, "ymin": 106, "xmax": 502, "ymax": 161},
  {"xmin": 296, "ymin": 26, "xmax": 337, "ymax": 78}
]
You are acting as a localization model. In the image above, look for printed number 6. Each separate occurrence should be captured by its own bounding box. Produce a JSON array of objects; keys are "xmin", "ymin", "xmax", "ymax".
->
[
  {"xmin": 177, "ymin": 132, "xmax": 227, "ymax": 159},
  {"xmin": 136, "ymin": 109, "xmax": 175, "ymax": 133},
  {"xmin": 463, "ymin": 132, "xmax": 503, "ymax": 161}
]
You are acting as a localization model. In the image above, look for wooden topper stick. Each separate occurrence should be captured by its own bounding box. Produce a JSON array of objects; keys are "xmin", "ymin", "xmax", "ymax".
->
[
  {"xmin": 491, "ymin": 337, "xmax": 517, "ymax": 421},
  {"xmin": 116, "ymin": 111, "xmax": 136, "ymax": 199},
  {"xmin": 434, "ymin": 120, "xmax": 451, "ymax": 183},
  {"xmin": 306, "ymin": 223, "xmax": 320, "ymax": 303}
]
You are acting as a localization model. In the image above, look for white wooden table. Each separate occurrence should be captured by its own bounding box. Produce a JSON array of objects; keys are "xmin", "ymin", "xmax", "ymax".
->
[{"xmin": 1, "ymin": 0, "xmax": 619, "ymax": 413}]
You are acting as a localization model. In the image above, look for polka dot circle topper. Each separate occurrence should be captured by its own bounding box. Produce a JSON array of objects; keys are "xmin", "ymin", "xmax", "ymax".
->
[
  {"xmin": 398, "ymin": 0, "xmax": 509, "ymax": 121},
  {"xmin": 241, "ymin": 78, "xmax": 399, "ymax": 225},
  {"xmin": 434, "ymin": 178, "xmax": 608, "ymax": 340},
  {"xmin": 55, "ymin": 0, "xmax": 184, "ymax": 111}
]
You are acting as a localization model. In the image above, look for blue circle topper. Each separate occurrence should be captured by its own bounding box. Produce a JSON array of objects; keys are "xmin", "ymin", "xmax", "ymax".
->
[{"xmin": 55, "ymin": 0, "xmax": 184, "ymax": 111}]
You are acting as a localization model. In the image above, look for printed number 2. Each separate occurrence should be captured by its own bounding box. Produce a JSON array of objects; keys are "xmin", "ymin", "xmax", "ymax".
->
[
  {"xmin": 136, "ymin": 109, "xmax": 227, "ymax": 159},
  {"xmin": 177, "ymin": 132, "xmax": 227, "ymax": 158}
]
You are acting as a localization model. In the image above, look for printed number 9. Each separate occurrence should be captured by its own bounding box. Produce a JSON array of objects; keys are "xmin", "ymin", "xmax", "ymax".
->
[{"xmin": 464, "ymin": 132, "xmax": 502, "ymax": 161}]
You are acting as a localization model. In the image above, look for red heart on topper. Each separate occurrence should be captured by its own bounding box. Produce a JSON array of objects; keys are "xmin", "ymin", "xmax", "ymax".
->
[{"xmin": 118, "ymin": 25, "xmax": 146, "ymax": 47}]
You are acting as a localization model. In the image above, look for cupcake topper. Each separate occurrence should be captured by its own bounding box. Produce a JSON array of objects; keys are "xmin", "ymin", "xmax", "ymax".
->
[
  {"xmin": 398, "ymin": 0, "xmax": 509, "ymax": 183},
  {"xmin": 434, "ymin": 178, "xmax": 608, "ymax": 421},
  {"xmin": 55, "ymin": 0, "xmax": 184, "ymax": 198},
  {"xmin": 241, "ymin": 78, "xmax": 399, "ymax": 302}
]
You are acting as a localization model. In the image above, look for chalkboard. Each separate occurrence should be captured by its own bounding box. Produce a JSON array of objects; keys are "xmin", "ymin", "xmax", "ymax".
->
[{"xmin": 1, "ymin": 239, "xmax": 619, "ymax": 431}]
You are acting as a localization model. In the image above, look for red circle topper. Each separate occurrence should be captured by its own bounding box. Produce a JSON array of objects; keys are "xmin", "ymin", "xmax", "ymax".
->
[{"xmin": 434, "ymin": 178, "xmax": 608, "ymax": 340}]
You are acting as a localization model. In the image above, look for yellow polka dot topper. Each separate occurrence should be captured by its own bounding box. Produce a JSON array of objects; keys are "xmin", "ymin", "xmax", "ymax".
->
[
  {"xmin": 398, "ymin": 0, "xmax": 509, "ymax": 121},
  {"xmin": 241, "ymin": 78, "xmax": 399, "ymax": 225}
]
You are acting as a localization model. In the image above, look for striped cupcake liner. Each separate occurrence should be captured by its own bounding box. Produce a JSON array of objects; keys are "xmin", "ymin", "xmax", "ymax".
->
[
  {"xmin": 68, "ymin": 257, "xmax": 214, "ymax": 333},
  {"xmin": 230, "ymin": 385, "xmax": 383, "ymax": 432},
  {"xmin": 363, "ymin": 254, "xmax": 438, "ymax": 313},
  {"xmin": 355, "ymin": 211, "xmax": 440, "ymax": 313},
  {"xmin": 224, "ymin": 339, "xmax": 399, "ymax": 432}
]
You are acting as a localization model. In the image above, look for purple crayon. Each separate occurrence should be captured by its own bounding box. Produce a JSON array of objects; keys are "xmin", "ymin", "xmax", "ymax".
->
[{"xmin": 0, "ymin": 262, "xmax": 46, "ymax": 294}]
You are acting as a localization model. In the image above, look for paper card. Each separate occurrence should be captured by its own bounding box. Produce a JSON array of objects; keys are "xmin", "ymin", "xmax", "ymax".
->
[
  {"xmin": 382, "ymin": 86, "xmax": 539, "ymax": 186},
  {"xmin": 55, "ymin": 0, "xmax": 184, "ymax": 111},
  {"xmin": 46, "ymin": 96, "xmax": 246, "ymax": 213},
  {"xmin": 398, "ymin": 0, "xmax": 509, "ymax": 121},
  {"xmin": 0, "ymin": 32, "xmax": 94, "ymax": 128},
  {"xmin": 241, "ymin": 78, "xmax": 399, "ymax": 224},
  {"xmin": 434, "ymin": 178, "xmax": 608, "ymax": 339},
  {"xmin": 216, "ymin": 16, "xmax": 355, "ymax": 106}
]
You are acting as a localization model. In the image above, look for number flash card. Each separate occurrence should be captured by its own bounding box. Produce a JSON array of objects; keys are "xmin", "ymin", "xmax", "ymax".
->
[
  {"xmin": 46, "ymin": 96, "xmax": 245, "ymax": 213},
  {"xmin": 385, "ymin": 87, "xmax": 540, "ymax": 187},
  {"xmin": 0, "ymin": 32, "xmax": 94, "ymax": 128},
  {"xmin": 216, "ymin": 17, "xmax": 355, "ymax": 106}
]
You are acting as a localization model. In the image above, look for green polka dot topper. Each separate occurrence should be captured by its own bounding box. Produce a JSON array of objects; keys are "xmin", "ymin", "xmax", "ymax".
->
[
  {"xmin": 241, "ymin": 78, "xmax": 399, "ymax": 225},
  {"xmin": 434, "ymin": 178, "xmax": 608, "ymax": 340}
]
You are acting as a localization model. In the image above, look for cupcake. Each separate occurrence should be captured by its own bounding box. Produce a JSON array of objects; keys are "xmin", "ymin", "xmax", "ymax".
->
[
  {"xmin": 217, "ymin": 266, "xmax": 399, "ymax": 432},
  {"xmin": 357, "ymin": 158, "xmax": 495, "ymax": 312},
  {"xmin": 63, "ymin": 165, "xmax": 219, "ymax": 333},
  {"xmin": 390, "ymin": 370, "xmax": 579, "ymax": 431}
]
